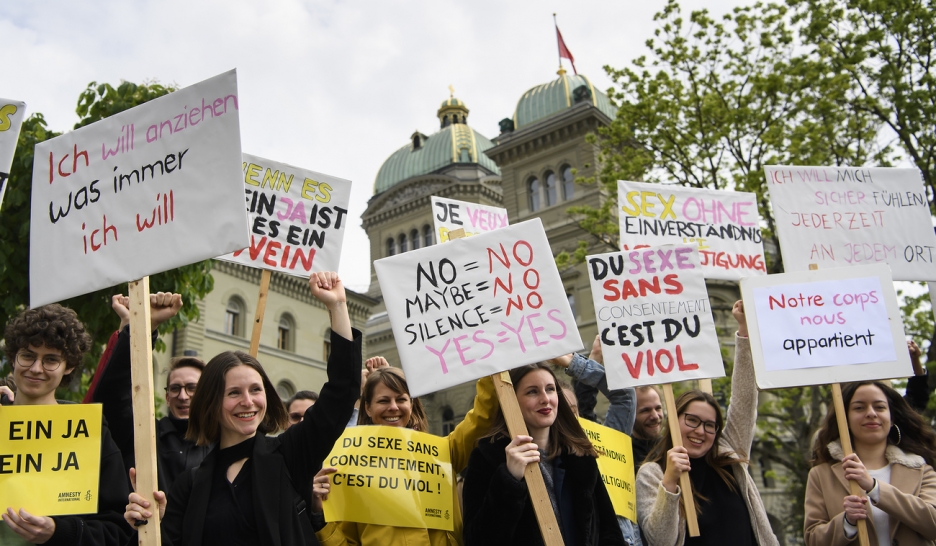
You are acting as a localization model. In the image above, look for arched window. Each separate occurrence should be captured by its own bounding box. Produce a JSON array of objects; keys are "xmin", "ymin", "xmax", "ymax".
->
[
  {"xmin": 566, "ymin": 292, "xmax": 577, "ymax": 318},
  {"xmin": 386, "ymin": 238, "xmax": 396, "ymax": 257},
  {"xmin": 277, "ymin": 314, "xmax": 295, "ymax": 352},
  {"xmin": 545, "ymin": 171, "xmax": 557, "ymax": 207},
  {"xmin": 399, "ymin": 233, "xmax": 408, "ymax": 253},
  {"xmin": 410, "ymin": 229, "xmax": 420, "ymax": 250},
  {"xmin": 528, "ymin": 178, "xmax": 541, "ymax": 212},
  {"xmin": 225, "ymin": 297, "xmax": 245, "ymax": 337},
  {"xmin": 276, "ymin": 380, "xmax": 296, "ymax": 401},
  {"xmin": 562, "ymin": 165, "xmax": 574, "ymax": 200},
  {"xmin": 423, "ymin": 225, "xmax": 434, "ymax": 247}
]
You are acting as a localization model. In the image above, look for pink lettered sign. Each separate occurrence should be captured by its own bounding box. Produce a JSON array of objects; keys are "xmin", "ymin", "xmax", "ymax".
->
[{"xmin": 431, "ymin": 196, "xmax": 509, "ymax": 243}]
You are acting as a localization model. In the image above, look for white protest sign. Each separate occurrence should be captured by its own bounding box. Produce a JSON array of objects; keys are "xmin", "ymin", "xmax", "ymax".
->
[
  {"xmin": 740, "ymin": 264, "xmax": 910, "ymax": 389},
  {"xmin": 0, "ymin": 98, "xmax": 27, "ymax": 212},
  {"xmin": 765, "ymin": 166, "xmax": 936, "ymax": 281},
  {"xmin": 618, "ymin": 181, "xmax": 766, "ymax": 280},
  {"xmin": 375, "ymin": 218, "xmax": 583, "ymax": 397},
  {"xmin": 431, "ymin": 196, "xmax": 509, "ymax": 243},
  {"xmin": 30, "ymin": 70, "xmax": 248, "ymax": 306},
  {"xmin": 217, "ymin": 154, "xmax": 351, "ymax": 275},
  {"xmin": 586, "ymin": 244, "xmax": 724, "ymax": 389}
]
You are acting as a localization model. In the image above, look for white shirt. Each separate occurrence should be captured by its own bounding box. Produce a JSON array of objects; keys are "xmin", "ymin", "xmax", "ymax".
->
[{"xmin": 843, "ymin": 464, "xmax": 892, "ymax": 546}]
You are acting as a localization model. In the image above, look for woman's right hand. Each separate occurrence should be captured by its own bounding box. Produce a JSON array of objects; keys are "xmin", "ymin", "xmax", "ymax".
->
[
  {"xmin": 662, "ymin": 446, "xmax": 691, "ymax": 493},
  {"xmin": 311, "ymin": 467, "xmax": 338, "ymax": 514},
  {"xmin": 124, "ymin": 467, "xmax": 166, "ymax": 527},
  {"xmin": 505, "ymin": 435, "xmax": 540, "ymax": 481}
]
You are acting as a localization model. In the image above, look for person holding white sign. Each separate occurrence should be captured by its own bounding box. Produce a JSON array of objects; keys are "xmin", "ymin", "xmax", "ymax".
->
[
  {"xmin": 804, "ymin": 381, "xmax": 936, "ymax": 546},
  {"xmin": 635, "ymin": 302, "xmax": 779, "ymax": 546}
]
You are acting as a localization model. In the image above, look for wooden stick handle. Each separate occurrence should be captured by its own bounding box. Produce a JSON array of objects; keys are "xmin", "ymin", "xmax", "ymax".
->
[
  {"xmin": 697, "ymin": 379, "xmax": 713, "ymax": 395},
  {"xmin": 492, "ymin": 372, "xmax": 565, "ymax": 546},
  {"xmin": 832, "ymin": 383, "xmax": 870, "ymax": 546},
  {"xmin": 249, "ymin": 269, "xmax": 272, "ymax": 357},
  {"xmin": 662, "ymin": 383, "xmax": 700, "ymax": 537}
]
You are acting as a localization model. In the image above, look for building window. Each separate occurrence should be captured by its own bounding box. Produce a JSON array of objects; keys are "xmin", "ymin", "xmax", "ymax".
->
[
  {"xmin": 276, "ymin": 380, "xmax": 296, "ymax": 401},
  {"xmin": 528, "ymin": 178, "xmax": 541, "ymax": 211},
  {"xmin": 323, "ymin": 327, "xmax": 332, "ymax": 361},
  {"xmin": 387, "ymin": 238, "xmax": 396, "ymax": 257},
  {"xmin": 277, "ymin": 314, "xmax": 294, "ymax": 351},
  {"xmin": 225, "ymin": 297, "xmax": 245, "ymax": 337},
  {"xmin": 410, "ymin": 229, "xmax": 420, "ymax": 250},
  {"xmin": 423, "ymin": 225, "xmax": 434, "ymax": 247},
  {"xmin": 399, "ymin": 233, "xmax": 408, "ymax": 253},
  {"xmin": 545, "ymin": 171, "xmax": 557, "ymax": 207},
  {"xmin": 441, "ymin": 406, "xmax": 456, "ymax": 436},
  {"xmin": 567, "ymin": 292, "xmax": 577, "ymax": 318},
  {"xmin": 562, "ymin": 165, "xmax": 574, "ymax": 200}
]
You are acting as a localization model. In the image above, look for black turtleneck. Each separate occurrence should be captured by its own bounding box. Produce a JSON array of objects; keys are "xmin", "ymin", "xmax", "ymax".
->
[{"xmin": 203, "ymin": 436, "xmax": 260, "ymax": 546}]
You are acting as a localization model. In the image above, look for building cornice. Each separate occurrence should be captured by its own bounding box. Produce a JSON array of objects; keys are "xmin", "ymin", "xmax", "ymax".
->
[{"xmin": 361, "ymin": 176, "xmax": 503, "ymax": 229}]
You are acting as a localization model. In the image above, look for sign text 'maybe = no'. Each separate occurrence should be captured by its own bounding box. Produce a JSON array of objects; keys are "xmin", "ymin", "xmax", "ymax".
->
[
  {"xmin": 617, "ymin": 180, "xmax": 766, "ymax": 281},
  {"xmin": 765, "ymin": 166, "xmax": 936, "ymax": 281},
  {"xmin": 740, "ymin": 264, "xmax": 911, "ymax": 389},
  {"xmin": 217, "ymin": 153, "xmax": 351, "ymax": 275},
  {"xmin": 0, "ymin": 98, "xmax": 27, "ymax": 212},
  {"xmin": 0, "ymin": 404, "xmax": 102, "ymax": 517},
  {"xmin": 431, "ymin": 196, "xmax": 509, "ymax": 243},
  {"xmin": 30, "ymin": 70, "xmax": 248, "ymax": 307},
  {"xmin": 587, "ymin": 243, "xmax": 725, "ymax": 390},
  {"xmin": 374, "ymin": 218, "xmax": 583, "ymax": 397}
]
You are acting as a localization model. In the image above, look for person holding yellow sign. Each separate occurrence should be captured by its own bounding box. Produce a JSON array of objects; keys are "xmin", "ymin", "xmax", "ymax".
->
[
  {"xmin": 312, "ymin": 361, "xmax": 496, "ymax": 545},
  {"xmin": 1, "ymin": 304, "xmax": 132, "ymax": 546}
]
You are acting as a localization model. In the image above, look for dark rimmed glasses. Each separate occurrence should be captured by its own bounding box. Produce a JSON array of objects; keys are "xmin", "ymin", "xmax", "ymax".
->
[
  {"xmin": 15, "ymin": 351, "xmax": 65, "ymax": 371},
  {"xmin": 683, "ymin": 413, "xmax": 718, "ymax": 434},
  {"xmin": 166, "ymin": 383, "xmax": 197, "ymax": 397}
]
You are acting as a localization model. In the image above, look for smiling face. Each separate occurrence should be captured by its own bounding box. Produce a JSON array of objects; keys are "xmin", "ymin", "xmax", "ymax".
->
[
  {"xmin": 680, "ymin": 400, "xmax": 717, "ymax": 458},
  {"xmin": 166, "ymin": 366, "xmax": 201, "ymax": 419},
  {"xmin": 634, "ymin": 388, "xmax": 664, "ymax": 440},
  {"xmin": 219, "ymin": 365, "xmax": 267, "ymax": 448},
  {"xmin": 848, "ymin": 384, "xmax": 891, "ymax": 449},
  {"xmin": 365, "ymin": 382, "xmax": 413, "ymax": 428},
  {"xmin": 12, "ymin": 345, "xmax": 73, "ymax": 405},
  {"xmin": 517, "ymin": 369, "xmax": 559, "ymax": 434}
]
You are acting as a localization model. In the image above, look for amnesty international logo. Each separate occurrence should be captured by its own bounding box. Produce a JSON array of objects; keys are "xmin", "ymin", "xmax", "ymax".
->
[
  {"xmin": 85, "ymin": 490, "xmax": 93, "ymax": 502},
  {"xmin": 444, "ymin": 510, "xmax": 450, "ymax": 520}
]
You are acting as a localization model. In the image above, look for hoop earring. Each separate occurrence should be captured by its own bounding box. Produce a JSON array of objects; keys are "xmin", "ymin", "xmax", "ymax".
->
[{"xmin": 890, "ymin": 424, "xmax": 902, "ymax": 445}]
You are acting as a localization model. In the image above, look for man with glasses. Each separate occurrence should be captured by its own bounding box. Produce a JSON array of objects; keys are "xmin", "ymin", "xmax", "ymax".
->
[
  {"xmin": 88, "ymin": 293, "xmax": 210, "ymax": 493},
  {"xmin": 284, "ymin": 390, "xmax": 319, "ymax": 428},
  {"xmin": 1, "ymin": 304, "xmax": 132, "ymax": 545}
]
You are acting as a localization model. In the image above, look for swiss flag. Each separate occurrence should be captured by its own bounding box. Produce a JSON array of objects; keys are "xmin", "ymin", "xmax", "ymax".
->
[{"xmin": 556, "ymin": 25, "xmax": 577, "ymax": 75}]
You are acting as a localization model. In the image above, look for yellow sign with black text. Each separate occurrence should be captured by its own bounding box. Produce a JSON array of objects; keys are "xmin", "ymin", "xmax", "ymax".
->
[
  {"xmin": 579, "ymin": 417, "xmax": 637, "ymax": 522},
  {"xmin": 0, "ymin": 404, "xmax": 102, "ymax": 516},
  {"xmin": 323, "ymin": 425, "xmax": 454, "ymax": 530}
]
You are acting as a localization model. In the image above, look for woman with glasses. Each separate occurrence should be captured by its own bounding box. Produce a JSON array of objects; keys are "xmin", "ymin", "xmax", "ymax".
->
[{"xmin": 635, "ymin": 301, "xmax": 779, "ymax": 546}]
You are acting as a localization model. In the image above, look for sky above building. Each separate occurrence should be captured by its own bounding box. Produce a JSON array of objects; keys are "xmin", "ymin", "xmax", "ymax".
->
[{"xmin": 4, "ymin": 0, "xmax": 748, "ymax": 293}]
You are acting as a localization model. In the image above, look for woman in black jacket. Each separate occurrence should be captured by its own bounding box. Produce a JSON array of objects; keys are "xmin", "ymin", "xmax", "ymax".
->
[
  {"xmin": 125, "ymin": 271, "xmax": 360, "ymax": 546},
  {"xmin": 462, "ymin": 363, "xmax": 625, "ymax": 546}
]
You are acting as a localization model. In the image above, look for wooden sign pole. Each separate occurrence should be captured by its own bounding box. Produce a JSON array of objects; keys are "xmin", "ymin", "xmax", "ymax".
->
[
  {"xmin": 249, "ymin": 269, "xmax": 272, "ymax": 358},
  {"xmin": 662, "ymin": 383, "xmax": 700, "ymax": 537},
  {"xmin": 128, "ymin": 277, "xmax": 161, "ymax": 545},
  {"xmin": 697, "ymin": 379, "xmax": 713, "ymax": 395}
]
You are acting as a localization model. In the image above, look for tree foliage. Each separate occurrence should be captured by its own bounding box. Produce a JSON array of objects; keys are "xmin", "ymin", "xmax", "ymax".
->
[{"xmin": 0, "ymin": 80, "xmax": 213, "ymax": 400}]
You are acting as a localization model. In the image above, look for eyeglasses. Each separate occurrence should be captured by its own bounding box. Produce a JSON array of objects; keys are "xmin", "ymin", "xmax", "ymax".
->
[
  {"xmin": 166, "ymin": 383, "xmax": 197, "ymax": 397},
  {"xmin": 683, "ymin": 413, "xmax": 718, "ymax": 434},
  {"xmin": 15, "ymin": 351, "xmax": 65, "ymax": 371},
  {"xmin": 288, "ymin": 412, "xmax": 304, "ymax": 424}
]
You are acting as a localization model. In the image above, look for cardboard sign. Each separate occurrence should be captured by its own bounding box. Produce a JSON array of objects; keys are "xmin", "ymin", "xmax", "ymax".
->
[
  {"xmin": 578, "ymin": 418, "xmax": 637, "ymax": 522},
  {"xmin": 740, "ymin": 264, "xmax": 911, "ymax": 389},
  {"xmin": 617, "ymin": 181, "xmax": 766, "ymax": 281},
  {"xmin": 0, "ymin": 404, "xmax": 102, "ymax": 516},
  {"xmin": 0, "ymin": 98, "xmax": 27, "ymax": 212},
  {"xmin": 217, "ymin": 153, "xmax": 351, "ymax": 275},
  {"xmin": 30, "ymin": 70, "xmax": 248, "ymax": 307},
  {"xmin": 764, "ymin": 166, "xmax": 936, "ymax": 281},
  {"xmin": 322, "ymin": 426, "xmax": 454, "ymax": 530},
  {"xmin": 431, "ymin": 196, "xmax": 509, "ymax": 243},
  {"xmin": 587, "ymin": 244, "xmax": 725, "ymax": 389},
  {"xmin": 374, "ymin": 218, "xmax": 583, "ymax": 397}
]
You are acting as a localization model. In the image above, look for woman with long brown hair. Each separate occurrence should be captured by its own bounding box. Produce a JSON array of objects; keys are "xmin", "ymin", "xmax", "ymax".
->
[{"xmin": 804, "ymin": 380, "xmax": 936, "ymax": 546}]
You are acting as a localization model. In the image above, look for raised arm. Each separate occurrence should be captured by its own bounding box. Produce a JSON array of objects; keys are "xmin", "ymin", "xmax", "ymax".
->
[
  {"xmin": 721, "ymin": 300, "xmax": 758, "ymax": 460},
  {"xmin": 446, "ymin": 375, "xmax": 497, "ymax": 473},
  {"xmin": 552, "ymin": 346, "xmax": 637, "ymax": 435}
]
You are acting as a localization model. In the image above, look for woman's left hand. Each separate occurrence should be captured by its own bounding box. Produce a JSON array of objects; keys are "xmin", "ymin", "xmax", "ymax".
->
[
  {"xmin": 311, "ymin": 467, "xmax": 338, "ymax": 513},
  {"xmin": 2, "ymin": 507, "xmax": 55, "ymax": 543},
  {"xmin": 842, "ymin": 453, "xmax": 874, "ymax": 492}
]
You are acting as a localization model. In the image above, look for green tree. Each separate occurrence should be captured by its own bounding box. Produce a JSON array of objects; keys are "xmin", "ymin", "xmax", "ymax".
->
[{"xmin": 0, "ymin": 81, "xmax": 213, "ymax": 400}]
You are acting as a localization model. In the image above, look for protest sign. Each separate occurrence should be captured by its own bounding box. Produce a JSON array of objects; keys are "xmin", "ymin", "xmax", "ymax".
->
[
  {"xmin": 0, "ymin": 404, "xmax": 102, "ymax": 516},
  {"xmin": 30, "ymin": 70, "xmax": 248, "ymax": 307},
  {"xmin": 764, "ymin": 166, "xmax": 936, "ymax": 281},
  {"xmin": 322, "ymin": 425, "xmax": 453, "ymax": 530},
  {"xmin": 578, "ymin": 418, "xmax": 636, "ymax": 522},
  {"xmin": 374, "ymin": 218, "xmax": 583, "ymax": 397},
  {"xmin": 587, "ymin": 244, "xmax": 725, "ymax": 389},
  {"xmin": 0, "ymin": 98, "xmax": 27, "ymax": 212},
  {"xmin": 617, "ymin": 181, "xmax": 766, "ymax": 281},
  {"xmin": 431, "ymin": 196, "xmax": 509, "ymax": 243},
  {"xmin": 740, "ymin": 264, "xmax": 911, "ymax": 389},
  {"xmin": 218, "ymin": 153, "xmax": 351, "ymax": 275}
]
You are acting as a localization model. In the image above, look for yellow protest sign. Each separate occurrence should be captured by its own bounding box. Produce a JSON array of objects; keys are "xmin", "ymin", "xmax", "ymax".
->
[
  {"xmin": 323, "ymin": 425, "xmax": 454, "ymax": 530},
  {"xmin": 0, "ymin": 404, "xmax": 102, "ymax": 516},
  {"xmin": 579, "ymin": 417, "xmax": 637, "ymax": 522}
]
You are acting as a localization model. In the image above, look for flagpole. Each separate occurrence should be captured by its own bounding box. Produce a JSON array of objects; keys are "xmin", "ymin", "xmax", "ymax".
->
[{"xmin": 553, "ymin": 13, "xmax": 563, "ymax": 72}]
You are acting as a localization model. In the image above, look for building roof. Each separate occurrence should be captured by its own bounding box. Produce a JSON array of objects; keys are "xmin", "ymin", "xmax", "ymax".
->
[{"xmin": 513, "ymin": 71, "xmax": 616, "ymax": 129}]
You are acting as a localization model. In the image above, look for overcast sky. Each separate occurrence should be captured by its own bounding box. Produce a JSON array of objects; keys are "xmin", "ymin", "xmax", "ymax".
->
[{"xmin": 4, "ymin": 0, "xmax": 751, "ymax": 293}]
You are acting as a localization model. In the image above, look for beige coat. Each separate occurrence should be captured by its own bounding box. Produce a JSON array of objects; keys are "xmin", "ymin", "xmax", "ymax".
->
[{"xmin": 805, "ymin": 441, "xmax": 936, "ymax": 546}]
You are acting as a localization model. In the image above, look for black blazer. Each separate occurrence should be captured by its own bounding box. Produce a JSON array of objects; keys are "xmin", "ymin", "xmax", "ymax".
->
[{"xmin": 159, "ymin": 328, "xmax": 362, "ymax": 546}]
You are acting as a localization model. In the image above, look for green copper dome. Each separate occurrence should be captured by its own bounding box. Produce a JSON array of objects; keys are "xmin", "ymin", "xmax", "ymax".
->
[
  {"xmin": 513, "ymin": 71, "xmax": 616, "ymax": 129},
  {"xmin": 373, "ymin": 97, "xmax": 500, "ymax": 194}
]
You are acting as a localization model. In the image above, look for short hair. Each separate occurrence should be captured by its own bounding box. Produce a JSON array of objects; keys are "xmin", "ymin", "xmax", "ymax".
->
[
  {"xmin": 186, "ymin": 351, "xmax": 289, "ymax": 446},
  {"xmin": 166, "ymin": 357, "xmax": 205, "ymax": 388},
  {"xmin": 358, "ymin": 367, "xmax": 429, "ymax": 432},
  {"xmin": 636, "ymin": 385, "xmax": 662, "ymax": 399},
  {"xmin": 3, "ymin": 304, "xmax": 92, "ymax": 388},
  {"xmin": 286, "ymin": 390, "xmax": 319, "ymax": 409}
]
